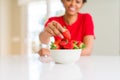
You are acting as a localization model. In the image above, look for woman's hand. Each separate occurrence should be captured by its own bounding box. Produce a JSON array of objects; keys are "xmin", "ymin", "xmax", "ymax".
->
[
  {"xmin": 44, "ymin": 21, "xmax": 65, "ymax": 38},
  {"xmin": 39, "ymin": 21, "xmax": 65, "ymax": 44},
  {"xmin": 39, "ymin": 21, "xmax": 65, "ymax": 56}
]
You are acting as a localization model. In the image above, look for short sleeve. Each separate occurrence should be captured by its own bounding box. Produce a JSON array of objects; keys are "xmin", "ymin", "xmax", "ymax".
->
[
  {"xmin": 83, "ymin": 13, "xmax": 95, "ymax": 36},
  {"xmin": 44, "ymin": 18, "xmax": 53, "ymax": 27}
]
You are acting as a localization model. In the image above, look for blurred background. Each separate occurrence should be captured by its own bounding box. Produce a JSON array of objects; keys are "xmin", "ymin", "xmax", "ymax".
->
[{"xmin": 0, "ymin": 0, "xmax": 120, "ymax": 56}]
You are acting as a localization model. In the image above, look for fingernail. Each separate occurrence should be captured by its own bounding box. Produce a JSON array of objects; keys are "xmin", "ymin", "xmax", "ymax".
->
[
  {"xmin": 60, "ymin": 34, "xmax": 64, "ymax": 39},
  {"xmin": 61, "ymin": 28, "xmax": 66, "ymax": 32}
]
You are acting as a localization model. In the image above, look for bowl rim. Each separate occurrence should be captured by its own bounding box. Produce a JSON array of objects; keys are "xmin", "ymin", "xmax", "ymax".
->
[{"xmin": 50, "ymin": 49, "xmax": 82, "ymax": 51}]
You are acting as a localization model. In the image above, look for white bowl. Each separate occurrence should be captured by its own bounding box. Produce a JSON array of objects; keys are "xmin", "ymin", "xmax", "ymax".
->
[{"xmin": 50, "ymin": 49, "xmax": 82, "ymax": 64}]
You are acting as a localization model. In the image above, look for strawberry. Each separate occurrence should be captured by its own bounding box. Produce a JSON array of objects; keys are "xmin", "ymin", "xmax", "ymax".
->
[
  {"xmin": 73, "ymin": 44, "xmax": 79, "ymax": 49},
  {"xmin": 54, "ymin": 36, "xmax": 62, "ymax": 41},
  {"xmin": 54, "ymin": 40, "xmax": 60, "ymax": 45},
  {"xmin": 59, "ymin": 39, "xmax": 68, "ymax": 48},
  {"xmin": 51, "ymin": 26, "xmax": 86, "ymax": 50},
  {"xmin": 77, "ymin": 41, "xmax": 86, "ymax": 49},
  {"xmin": 62, "ymin": 29, "xmax": 71, "ymax": 40},
  {"xmin": 71, "ymin": 40, "xmax": 79, "ymax": 49},
  {"xmin": 77, "ymin": 41, "xmax": 82, "ymax": 46},
  {"xmin": 63, "ymin": 41, "xmax": 74, "ymax": 49},
  {"xmin": 50, "ymin": 42, "xmax": 60, "ymax": 49},
  {"xmin": 54, "ymin": 36, "xmax": 62, "ymax": 46}
]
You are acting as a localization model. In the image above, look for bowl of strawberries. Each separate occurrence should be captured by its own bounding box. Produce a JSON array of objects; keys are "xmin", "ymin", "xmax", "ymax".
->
[{"xmin": 50, "ymin": 28, "xmax": 85, "ymax": 64}]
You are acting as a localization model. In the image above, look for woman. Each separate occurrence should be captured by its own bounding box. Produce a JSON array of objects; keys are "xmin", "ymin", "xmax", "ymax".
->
[{"xmin": 39, "ymin": 0, "xmax": 95, "ymax": 56}]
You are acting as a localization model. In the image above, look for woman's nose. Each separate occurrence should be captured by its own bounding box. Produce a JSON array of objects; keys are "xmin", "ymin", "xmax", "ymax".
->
[{"xmin": 71, "ymin": 0, "xmax": 76, "ymax": 6}]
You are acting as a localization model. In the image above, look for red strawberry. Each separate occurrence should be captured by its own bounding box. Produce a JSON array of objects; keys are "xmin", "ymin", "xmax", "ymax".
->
[
  {"xmin": 50, "ymin": 42, "xmax": 60, "ymax": 49},
  {"xmin": 77, "ymin": 41, "xmax": 86, "ymax": 49},
  {"xmin": 59, "ymin": 39, "xmax": 68, "ymax": 48},
  {"xmin": 63, "ymin": 41, "xmax": 74, "ymax": 49},
  {"xmin": 54, "ymin": 36, "xmax": 62, "ymax": 41},
  {"xmin": 54, "ymin": 36, "xmax": 62, "ymax": 45},
  {"xmin": 54, "ymin": 40, "xmax": 60, "ymax": 45},
  {"xmin": 62, "ymin": 29, "xmax": 71, "ymax": 40},
  {"xmin": 77, "ymin": 41, "xmax": 82, "ymax": 46}
]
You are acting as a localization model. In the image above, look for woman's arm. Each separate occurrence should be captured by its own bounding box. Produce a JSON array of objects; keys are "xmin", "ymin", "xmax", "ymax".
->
[
  {"xmin": 38, "ymin": 30, "xmax": 51, "ymax": 56},
  {"xmin": 38, "ymin": 21, "xmax": 64, "ymax": 56},
  {"xmin": 81, "ymin": 35, "xmax": 94, "ymax": 56}
]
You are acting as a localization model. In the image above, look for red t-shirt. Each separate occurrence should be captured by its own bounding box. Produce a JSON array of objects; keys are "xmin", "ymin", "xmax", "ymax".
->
[{"xmin": 45, "ymin": 13, "xmax": 95, "ymax": 42}]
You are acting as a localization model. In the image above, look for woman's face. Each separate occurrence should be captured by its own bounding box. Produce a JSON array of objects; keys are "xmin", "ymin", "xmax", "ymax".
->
[{"xmin": 62, "ymin": 0, "xmax": 84, "ymax": 16}]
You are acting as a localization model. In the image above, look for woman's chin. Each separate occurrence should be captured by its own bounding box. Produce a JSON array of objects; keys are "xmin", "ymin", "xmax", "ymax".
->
[{"xmin": 67, "ymin": 12, "xmax": 78, "ymax": 16}]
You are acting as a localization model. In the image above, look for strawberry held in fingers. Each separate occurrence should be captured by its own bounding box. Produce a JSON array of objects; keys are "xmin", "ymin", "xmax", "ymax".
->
[
  {"xmin": 62, "ymin": 29, "xmax": 71, "ymax": 40},
  {"xmin": 54, "ymin": 36, "xmax": 62, "ymax": 41}
]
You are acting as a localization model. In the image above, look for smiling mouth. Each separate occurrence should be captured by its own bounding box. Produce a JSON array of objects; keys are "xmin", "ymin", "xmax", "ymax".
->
[{"xmin": 69, "ymin": 7, "xmax": 76, "ymax": 12}]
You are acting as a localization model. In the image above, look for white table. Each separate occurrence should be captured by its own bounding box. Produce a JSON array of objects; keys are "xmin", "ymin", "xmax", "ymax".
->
[{"xmin": 0, "ymin": 54, "xmax": 120, "ymax": 80}]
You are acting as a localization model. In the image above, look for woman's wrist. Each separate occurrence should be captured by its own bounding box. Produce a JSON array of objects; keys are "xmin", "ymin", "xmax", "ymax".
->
[{"xmin": 40, "ymin": 43, "xmax": 49, "ymax": 49}]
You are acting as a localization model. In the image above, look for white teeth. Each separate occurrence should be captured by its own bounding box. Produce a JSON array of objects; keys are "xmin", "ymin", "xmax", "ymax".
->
[{"xmin": 69, "ymin": 7, "xmax": 75, "ymax": 11}]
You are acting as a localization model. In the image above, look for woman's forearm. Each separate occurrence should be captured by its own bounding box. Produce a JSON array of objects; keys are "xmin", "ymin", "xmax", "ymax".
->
[
  {"xmin": 38, "ymin": 31, "xmax": 51, "ymax": 56},
  {"xmin": 81, "ymin": 35, "xmax": 94, "ymax": 56}
]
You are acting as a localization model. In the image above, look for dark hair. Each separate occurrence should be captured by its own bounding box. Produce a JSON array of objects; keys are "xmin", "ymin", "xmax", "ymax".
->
[
  {"xmin": 83, "ymin": 0, "xmax": 87, "ymax": 3},
  {"xmin": 61, "ymin": 0, "xmax": 87, "ymax": 4}
]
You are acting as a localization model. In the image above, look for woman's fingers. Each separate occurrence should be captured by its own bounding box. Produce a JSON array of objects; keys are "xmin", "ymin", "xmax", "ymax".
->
[
  {"xmin": 44, "ymin": 22, "xmax": 56, "ymax": 36},
  {"xmin": 49, "ymin": 26, "xmax": 61, "ymax": 36},
  {"xmin": 45, "ymin": 21, "xmax": 64, "ymax": 38},
  {"xmin": 52, "ymin": 21, "xmax": 65, "ymax": 38},
  {"xmin": 45, "ymin": 27, "xmax": 55, "ymax": 36},
  {"xmin": 52, "ymin": 21, "xmax": 65, "ymax": 32}
]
